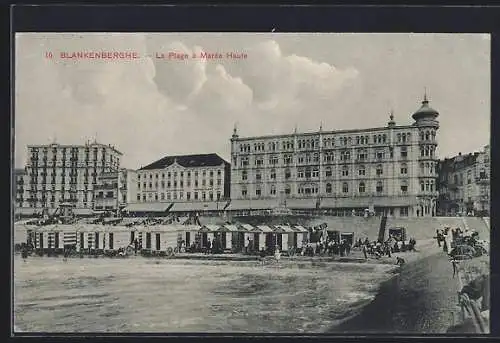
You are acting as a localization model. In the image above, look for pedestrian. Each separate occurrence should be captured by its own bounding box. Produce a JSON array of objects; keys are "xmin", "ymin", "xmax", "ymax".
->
[
  {"xmin": 451, "ymin": 258, "xmax": 459, "ymax": 278},
  {"xmin": 206, "ymin": 238, "xmax": 211, "ymax": 255},
  {"xmin": 436, "ymin": 229, "xmax": 442, "ymax": 247},
  {"xmin": 362, "ymin": 244, "xmax": 368, "ymax": 260}
]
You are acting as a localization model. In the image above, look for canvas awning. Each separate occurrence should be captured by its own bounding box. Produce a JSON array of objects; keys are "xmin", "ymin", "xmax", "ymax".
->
[
  {"xmin": 255, "ymin": 225, "xmax": 274, "ymax": 233},
  {"xmin": 292, "ymin": 225, "xmax": 309, "ymax": 233},
  {"xmin": 123, "ymin": 202, "xmax": 173, "ymax": 213},
  {"xmin": 285, "ymin": 198, "xmax": 318, "ymax": 209},
  {"xmin": 239, "ymin": 224, "xmax": 255, "ymax": 232},
  {"xmin": 320, "ymin": 196, "xmax": 419, "ymax": 208},
  {"xmin": 170, "ymin": 202, "xmax": 223, "ymax": 212},
  {"xmin": 274, "ymin": 225, "xmax": 295, "ymax": 233},
  {"xmin": 199, "ymin": 225, "xmax": 219, "ymax": 232},
  {"xmin": 15, "ymin": 208, "xmax": 36, "ymax": 215},
  {"xmin": 217, "ymin": 225, "xmax": 240, "ymax": 232},
  {"xmin": 227, "ymin": 199, "xmax": 278, "ymax": 210}
]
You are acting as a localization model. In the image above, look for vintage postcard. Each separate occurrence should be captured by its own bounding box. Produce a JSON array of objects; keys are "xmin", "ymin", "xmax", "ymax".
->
[{"xmin": 13, "ymin": 32, "xmax": 490, "ymax": 334}]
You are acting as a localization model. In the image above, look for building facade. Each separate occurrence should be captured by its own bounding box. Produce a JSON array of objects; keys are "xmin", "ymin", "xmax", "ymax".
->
[
  {"xmin": 437, "ymin": 145, "xmax": 490, "ymax": 216},
  {"xmin": 14, "ymin": 168, "xmax": 27, "ymax": 210},
  {"xmin": 230, "ymin": 96, "xmax": 440, "ymax": 217},
  {"xmin": 18, "ymin": 141, "xmax": 122, "ymax": 212},
  {"xmin": 135, "ymin": 154, "xmax": 231, "ymax": 204},
  {"xmin": 94, "ymin": 168, "xmax": 138, "ymax": 212}
]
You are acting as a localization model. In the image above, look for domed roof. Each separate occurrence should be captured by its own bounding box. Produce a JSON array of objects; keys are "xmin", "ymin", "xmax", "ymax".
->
[{"xmin": 412, "ymin": 94, "xmax": 439, "ymax": 121}]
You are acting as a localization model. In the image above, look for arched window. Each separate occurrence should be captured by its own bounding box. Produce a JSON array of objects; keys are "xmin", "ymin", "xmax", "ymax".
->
[
  {"xmin": 425, "ymin": 181, "xmax": 430, "ymax": 191},
  {"xmin": 420, "ymin": 181, "xmax": 425, "ymax": 192},
  {"xmin": 242, "ymin": 170, "xmax": 247, "ymax": 180},
  {"xmin": 420, "ymin": 131, "xmax": 424, "ymax": 141},
  {"xmin": 420, "ymin": 147, "xmax": 425, "ymax": 157},
  {"xmin": 400, "ymin": 163, "xmax": 408, "ymax": 175},
  {"xmin": 342, "ymin": 165, "xmax": 349, "ymax": 177},
  {"xmin": 420, "ymin": 163, "xmax": 425, "ymax": 174},
  {"xmin": 425, "ymin": 162, "xmax": 430, "ymax": 173},
  {"xmin": 397, "ymin": 133, "xmax": 401, "ymax": 142},
  {"xmin": 376, "ymin": 181, "xmax": 383, "ymax": 193},
  {"xmin": 285, "ymin": 168, "xmax": 291, "ymax": 179},
  {"xmin": 326, "ymin": 183, "xmax": 332, "ymax": 193},
  {"xmin": 376, "ymin": 164, "xmax": 383, "ymax": 176},
  {"xmin": 325, "ymin": 166, "xmax": 332, "ymax": 177},
  {"xmin": 430, "ymin": 181, "xmax": 434, "ymax": 192},
  {"xmin": 270, "ymin": 168, "xmax": 276, "ymax": 180},
  {"xmin": 400, "ymin": 180, "xmax": 408, "ymax": 193},
  {"xmin": 382, "ymin": 134, "xmax": 387, "ymax": 143},
  {"xmin": 425, "ymin": 146, "xmax": 430, "ymax": 156},
  {"xmin": 285, "ymin": 184, "xmax": 291, "ymax": 195},
  {"xmin": 342, "ymin": 182, "xmax": 349, "ymax": 193},
  {"xmin": 359, "ymin": 182, "xmax": 365, "ymax": 193},
  {"xmin": 255, "ymin": 186, "xmax": 262, "ymax": 196},
  {"xmin": 406, "ymin": 133, "xmax": 411, "ymax": 141},
  {"xmin": 425, "ymin": 131, "xmax": 430, "ymax": 140},
  {"xmin": 270, "ymin": 184, "xmax": 276, "ymax": 195},
  {"xmin": 377, "ymin": 134, "xmax": 382, "ymax": 143},
  {"xmin": 358, "ymin": 165, "xmax": 366, "ymax": 176}
]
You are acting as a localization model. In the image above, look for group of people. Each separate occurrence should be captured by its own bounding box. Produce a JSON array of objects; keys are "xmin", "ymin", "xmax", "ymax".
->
[
  {"xmin": 436, "ymin": 227, "xmax": 481, "ymax": 254},
  {"xmin": 301, "ymin": 239, "xmax": 352, "ymax": 257},
  {"xmin": 360, "ymin": 236, "xmax": 417, "ymax": 260}
]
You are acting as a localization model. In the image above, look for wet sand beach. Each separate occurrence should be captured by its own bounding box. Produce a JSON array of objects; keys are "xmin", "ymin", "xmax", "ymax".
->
[{"xmin": 330, "ymin": 247, "xmax": 489, "ymax": 333}]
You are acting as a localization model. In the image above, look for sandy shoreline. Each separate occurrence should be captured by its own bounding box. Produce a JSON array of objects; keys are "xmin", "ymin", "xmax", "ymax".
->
[{"xmin": 329, "ymin": 242, "xmax": 489, "ymax": 334}]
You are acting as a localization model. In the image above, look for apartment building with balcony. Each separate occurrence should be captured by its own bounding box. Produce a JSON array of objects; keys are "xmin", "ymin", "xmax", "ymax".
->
[
  {"xmin": 16, "ymin": 141, "xmax": 122, "ymax": 215},
  {"xmin": 437, "ymin": 145, "xmax": 490, "ymax": 216},
  {"xmin": 93, "ymin": 168, "xmax": 138, "ymax": 212}
]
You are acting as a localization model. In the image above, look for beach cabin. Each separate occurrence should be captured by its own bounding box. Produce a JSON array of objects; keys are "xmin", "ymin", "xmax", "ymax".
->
[
  {"xmin": 340, "ymin": 232, "xmax": 355, "ymax": 246},
  {"xmin": 198, "ymin": 225, "xmax": 216, "ymax": 249},
  {"xmin": 216, "ymin": 224, "xmax": 240, "ymax": 252},
  {"xmin": 273, "ymin": 225, "xmax": 296, "ymax": 252},
  {"xmin": 100, "ymin": 227, "xmax": 131, "ymax": 252},
  {"xmin": 327, "ymin": 229, "xmax": 341, "ymax": 242},
  {"xmin": 292, "ymin": 226, "xmax": 309, "ymax": 250},
  {"xmin": 222, "ymin": 224, "xmax": 246, "ymax": 252},
  {"xmin": 239, "ymin": 224, "xmax": 255, "ymax": 252},
  {"xmin": 182, "ymin": 224, "xmax": 201, "ymax": 249},
  {"xmin": 253, "ymin": 225, "xmax": 274, "ymax": 252}
]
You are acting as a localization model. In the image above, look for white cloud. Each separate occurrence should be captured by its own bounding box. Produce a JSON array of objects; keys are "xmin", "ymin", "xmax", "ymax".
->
[{"xmin": 17, "ymin": 34, "xmax": 489, "ymax": 169}]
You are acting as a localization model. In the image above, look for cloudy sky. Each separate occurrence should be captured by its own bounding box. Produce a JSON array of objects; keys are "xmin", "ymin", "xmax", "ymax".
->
[{"xmin": 14, "ymin": 33, "xmax": 490, "ymax": 169}]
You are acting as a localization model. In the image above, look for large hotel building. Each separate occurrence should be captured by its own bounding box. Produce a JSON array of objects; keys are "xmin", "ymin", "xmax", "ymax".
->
[
  {"xmin": 230, "ymin": 96, "xmax": 440, "ymax": 217},
  {"xmin": 127, "ymin": 153, "xmax": 231, "ymax": 214},
  {"xmin": 15, "ymin": 141, "xmax": 122, "ymax": 215}
]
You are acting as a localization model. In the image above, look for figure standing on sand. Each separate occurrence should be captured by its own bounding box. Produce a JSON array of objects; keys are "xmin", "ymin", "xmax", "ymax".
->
[
  {"xmin": 435, "ymin": 229, "xmax": 442, "ymax": 247},
  {"xmin": 362, "ymin": 244, "xmax": 368, "ymax": 260}
]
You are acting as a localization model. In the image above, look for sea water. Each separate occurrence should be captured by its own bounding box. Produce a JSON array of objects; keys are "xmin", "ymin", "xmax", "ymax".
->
[{"xmin": 13, "ymin": 256, "xmax": 395, "ymax": 333}]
